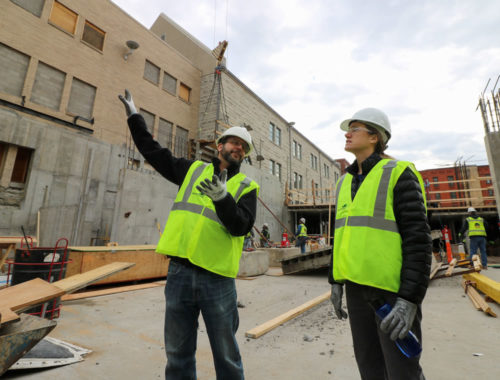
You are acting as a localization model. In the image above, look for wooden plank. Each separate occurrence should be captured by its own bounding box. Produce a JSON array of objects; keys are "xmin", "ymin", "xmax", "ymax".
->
[
  {"xmin": 53, "ymin": 262, "xmax": 134, "ymax": 293},
  {"xmin": 445, "ymin": 258, "xmax": 457, "ymax": 276},
  {"xmin": 0, "ymin": 278, "xmax": 65, "ymax": 325},
  {"xmin": 461, "ymin": 280, "xmax": 481, "ymax": 310},
  {"xmin": 68, "ymin": 244, "xmax": 155, "ymax": 252},
  {"xmin": 430, "ymin": 262, "xmax": 443, "ymax": 280},
  {"xmin": 465, "ymin": 283, "xmax": 497, "ymax": 317},
  {"xmin": 245, "ymin": 291, "xmax": 330, "ymax": 339},
  {"xmin": 463, "ymin": 272, "xmax": 500, "ymax": 304},
  {"xmin": 61, "ymin": 281, "xmax": 164, "ymax": 301},
  {"xmin": 472, "ymin": 255, "xmax": 482, "ymax": 271},
  {"xmin": 0, "ymin": 244, "xmax": 14, "ymax": 271}
]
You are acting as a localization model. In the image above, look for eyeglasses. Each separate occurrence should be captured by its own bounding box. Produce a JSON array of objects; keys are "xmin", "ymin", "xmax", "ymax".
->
[
  {"xmin": 225, "ymin": 138, "xmax": 249, "ymax": 152},
  {"xmin": 346, "ymin": 127, "xmax": 373, "ymax": 134}
]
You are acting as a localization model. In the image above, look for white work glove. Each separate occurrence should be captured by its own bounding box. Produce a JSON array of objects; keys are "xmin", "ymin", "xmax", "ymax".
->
[
  {"xmin": 330, "ymin": 284, "xmax": 348, "ymax": 320},
  {"xmin": 118, "ymin": 89, "xmax": 138, "ymax": 117},
  {"xmin": 380, "ymin": 297, "xmax": 417, "ymax": 341},
  {"xmin": 196, "ymin": 169, "xmax": 228, "ymax": 202}
]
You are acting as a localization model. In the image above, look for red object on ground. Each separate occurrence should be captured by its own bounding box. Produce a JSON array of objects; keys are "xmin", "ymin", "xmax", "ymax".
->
[
  {"xmin": 442, "ymin": 226, "xmax": 453, "ymax": 263},
  {"xmin": 281, "ymin": 233, "xmax": 290, "ymax": 248}
]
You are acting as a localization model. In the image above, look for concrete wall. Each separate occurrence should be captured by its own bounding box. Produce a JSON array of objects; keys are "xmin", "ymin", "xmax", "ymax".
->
[{"xmin": 485, "ymin": 130, "xmax": 500, "ymax": 215}]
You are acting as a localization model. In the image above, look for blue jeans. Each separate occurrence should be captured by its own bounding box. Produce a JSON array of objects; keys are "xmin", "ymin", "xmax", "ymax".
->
[
  {"xmin": 164, "ymin": 261, "xmax": 244, "ymax": 380},
  {"xmin": 469, "ymin": 236, "xmax": 487, "ymax": 267}
]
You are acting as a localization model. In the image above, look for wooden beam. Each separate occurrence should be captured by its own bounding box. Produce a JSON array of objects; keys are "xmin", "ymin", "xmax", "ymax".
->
[
  {"xmin": 461, "ymin": 279, "xmax": 497, "ymax": 317},
  {"xmin": 53, "ymin": 262, "xmax": 135, "ymax": 293},
  {"xmin": 462, "ymin": 280, "xmax": 481, "ymax": 310},
  {"xmin": 445, "ymin": 258, "xmax": 457, "ymax": 276},
  {"xmin": 463, "ymin": 272, "xmax": 500, "ymax": 304},
  {"xmin": 61, "ymin": 281, "xmax": 164, "ymax": 301},
  {"xmin": 245, "ymin": 291, "xmax": 330, "ymax": 339},
  {"xmin": 430, "ymin": 262, "xmax": 443, "ymax": 280}
]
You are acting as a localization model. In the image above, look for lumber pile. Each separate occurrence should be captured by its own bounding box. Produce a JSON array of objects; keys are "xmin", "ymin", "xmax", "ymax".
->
[
  {"xmin": 430, "ymin": 255, "xmax": 481, "ymax": 280},
  {"xmin": 461, "ymin": 278, "xmax": 497, "ymax": 317}
]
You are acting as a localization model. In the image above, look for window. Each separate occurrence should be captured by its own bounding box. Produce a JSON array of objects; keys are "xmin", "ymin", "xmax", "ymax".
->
[
  {"xmin": 268, "ymin": 123, "xmax": 281, "ymax": 146},
  {"xmin": 486, "ymin": 179, "xmax": 492, "ymax": 184},
  {"xmin": 325, "ymin": 189, "xmax": 330, "ymax": 200},
  {"xmin": 139, "ymin": 109, "xmax": 155, "ymax": 135},
  {"xmin": 447, "ymin": 175, "xmax": 454, "ymax": 188},
  {"xmin": 298, "ymin": 174, "xmax": 303, "ymax": 189},
  {"xmin": 435, "ymin": 193, "xmax": 441, "ymax": 200},
  {"xmin": 432, "ymin": 176, "xmax": 439, "ymax": 189},
  {"xmin": 82, "ymin": 21, "xmax": 105, "ymax": 51},
  {"xmin": 0, "ymin": 43, "xmax": 30, "ymax": 97},
  {"xmin": 334, "ymin": 172, "xmax": 339, "ymax": 182},
  {"xmin": 275, "ymin": 127, "xmax": 281, "ymax": 146},
  {"xmin": 67, "ymin": 77, "xmax": 96, "ymax": 119},
  {"xmin": 30, "ymin": 61, "xmax": 66, "ymax": 111},
  {"xmin": 163, "ymin": 72, "xmax": 176, "ymax": 95},
  {"xmin": 49, "ymin": 1, "xmax": 78, "ymax": 35},
  {"xmin": 179, "ymin": 83, "xmax": 191, "ymax": 102},
  {"xmin": 293, "ymin": 172, "xmax": 298, "ymax": 188},
  {"xmin": 0, "ymin": 142, "xmax": 33, "ymax": 189},
  {"xmin": 144, "ymin": 60, "xmax": 160, "ymax": 85},
  {"xmin": 310, "ymin": 154, "xmax": 318, "ymax": 170},
  {"xmin": 450, "ymin": 192, "xmax": 457, "ymax": 199},
  {"xmin": 174, "ymin": 126, "xmax": 189, "ymax": 157},
  {"xmin": 292, "ymin": 140, "xmax": 297, "ymax": 157},
  {"xmin": 269, "ymin": 160, "xmax": 275, "ymax": 175},
  {"xmin": 158, "ymin": 118, "xmax": 173, "ymax": 149},
  {"xmin": 10, "ymin": 0, "xmax": 45, "ymax": 17},
  {"xmin": 297, "ymin": 143, "xmax": 302, "ymax": 160},
  {"xmin": 324, "ymin": 164, "xmax": 330, "ymax": 178},
  {"xmin": 488, "ymin": 189, "xmax": 494, "ymax": 196},
  {"xmin": 276, "ymin": 162, "xmax": 282, "ymax": 181}
]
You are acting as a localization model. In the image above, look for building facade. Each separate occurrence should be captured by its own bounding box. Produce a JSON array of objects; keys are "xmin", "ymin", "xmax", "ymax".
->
[{"xmin": 0, "ymin": 0, "xmax": 340, "ymax": 246}]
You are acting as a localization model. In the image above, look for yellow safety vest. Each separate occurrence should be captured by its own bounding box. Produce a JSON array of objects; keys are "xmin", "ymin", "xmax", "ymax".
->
[
  {"xmin": 467, "ymin": 217, "xmax": 487, "ymax": 237},
  {"xmin": 297, "ymin": 224, "xmax": 307, "ymax": 237},
  {"xmin": 156, "ymin": 161, "xmax": 259, "ymax": 277},
  {"xmin": 333, "ymin": 159, "xmax": 426, "ymax": 293}
]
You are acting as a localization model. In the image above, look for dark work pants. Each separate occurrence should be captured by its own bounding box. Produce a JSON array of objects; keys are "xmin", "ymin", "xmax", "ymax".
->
[{"xmin": 345, "ymin": 282, "xmax": 425, "ymax": 380}]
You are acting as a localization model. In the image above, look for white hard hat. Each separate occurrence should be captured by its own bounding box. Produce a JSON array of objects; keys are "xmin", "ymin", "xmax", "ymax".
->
[
  {"xmin": 468, "ymin": 207, "xmax": 476, "ymax": 213},
  {"xmin": 263, "ymin": 223, "xmax": 269, "ymax": 228},
  {"xmin": 340, "ymin": 108, "xmax": 391, "ymax": 143},
  {"xmin": 299, "ymin": 217, "xmax": 305, "ymax": 223},
  {"xmin": 216, "ymin": 126, "xmax": 253, "ymax": 156}
]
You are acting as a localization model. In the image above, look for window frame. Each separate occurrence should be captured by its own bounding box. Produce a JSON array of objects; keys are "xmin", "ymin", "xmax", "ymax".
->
[
  {"xmin": 179, "ymin": 82, "xmax": 191, "ymax": 103},
  {"xmin": 48, "ymin": 0, "xmax": 78, "ymax": 35},
  {"xmin": 81, "ymin": 20, "xmax": 106, "ymax": 51}
]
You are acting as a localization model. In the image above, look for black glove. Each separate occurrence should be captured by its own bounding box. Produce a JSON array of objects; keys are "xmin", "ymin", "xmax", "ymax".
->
[
  {"xmin": 118, "ymin": 89, "xmax": 138, "ymax": 117},
  {"xmin": 196, "ymin": 169, "xmax": 228, "ymax": 202},
  {"xmin": 330, "ymin": 284, "xmax": 347, "ymax": 320},
  {"xmin": 380, "ymin": 297, "xmax": 417, "ymax": 341}
]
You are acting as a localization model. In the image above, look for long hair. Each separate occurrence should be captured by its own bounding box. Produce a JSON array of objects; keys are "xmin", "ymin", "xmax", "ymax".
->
[{"xmin": 365, "ymin": 125, "xmax": 394, "ymax": 159}]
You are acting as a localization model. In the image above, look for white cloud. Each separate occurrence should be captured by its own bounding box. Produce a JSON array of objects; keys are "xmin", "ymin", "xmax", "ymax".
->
[{"xmin": 112, "ymin": 0, "xmax": 500, "ymax": 169}]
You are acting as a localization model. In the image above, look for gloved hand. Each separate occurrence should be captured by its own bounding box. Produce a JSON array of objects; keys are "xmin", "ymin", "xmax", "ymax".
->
[
  {"xmin": 330, "ymin": 283, "xmax": 347, "ymax": 320},
  {"xmin": 118, "ymin": 89, "xmax": 138, "ymax": 117},
  {"xmin": 196, "ymin": 169, "xmax": 228, "ymax": 202},
  {"xmin": 380, "ymin": 297, "xmax": 417, "ymax": 341}
]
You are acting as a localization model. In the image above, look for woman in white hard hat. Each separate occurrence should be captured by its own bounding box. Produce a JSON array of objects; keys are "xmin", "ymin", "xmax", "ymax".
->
[{"xmin": 328, "ymin": 108, "xmax": 432, "ymax": 379}]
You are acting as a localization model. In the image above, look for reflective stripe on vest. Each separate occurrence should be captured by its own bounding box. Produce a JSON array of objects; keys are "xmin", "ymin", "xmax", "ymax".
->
[
  {"xmin": 332, "ymin": 159, "xmax": 426, "ymax": 293},
  {"xmin": 156, "ymin": 161, "xmax": 259, "ymax": 278},
  {"xmin": 467, "ymin": 217, "xmax": 487, "ymax": 237}
]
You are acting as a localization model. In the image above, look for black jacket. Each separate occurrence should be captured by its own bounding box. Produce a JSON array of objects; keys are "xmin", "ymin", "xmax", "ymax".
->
[
  {"xmin": 328, "ymin": 153, "xmax": 432, "ymax": 305},
  {"xmin": 127, "ymin": 113, "xmax": 257, "ymax": 237}
]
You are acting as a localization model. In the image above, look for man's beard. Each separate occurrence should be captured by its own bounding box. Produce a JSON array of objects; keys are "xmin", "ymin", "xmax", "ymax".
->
[{"xmin": 221, "ymin": 147, "xmax": 243, "ymax": 167}]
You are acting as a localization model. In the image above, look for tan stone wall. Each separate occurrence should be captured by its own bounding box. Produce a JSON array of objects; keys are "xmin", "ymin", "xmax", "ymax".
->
[{"xmin": 0, "ymin": 0, "xmax": 201, "ymax": 146}]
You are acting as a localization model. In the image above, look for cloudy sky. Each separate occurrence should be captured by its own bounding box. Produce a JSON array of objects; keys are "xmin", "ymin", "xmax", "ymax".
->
[{"xmin": 112, "ymin": 0, "xmax": 500, "ymax": 170}]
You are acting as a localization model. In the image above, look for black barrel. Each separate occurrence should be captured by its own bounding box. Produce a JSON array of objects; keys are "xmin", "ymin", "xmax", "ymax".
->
[{"xmin": 11, "ymin": 247, "xmax": 68, "ymax": 317}]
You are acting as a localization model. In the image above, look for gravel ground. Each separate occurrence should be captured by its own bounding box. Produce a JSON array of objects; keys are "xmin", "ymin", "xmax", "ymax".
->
[{"xmin": 3, "ymin": 266, "xmax": 500, "ymax": 379}]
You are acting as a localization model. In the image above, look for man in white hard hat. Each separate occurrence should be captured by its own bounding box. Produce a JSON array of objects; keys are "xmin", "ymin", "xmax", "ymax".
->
[
  {"xmin": 459, "ymin": 207, "xmax": 489, "ymax": 268},
  {"xmin": 119, "ymin": 90, "xmax": 259, "ymax": 379},
  {"xmin": 328, "ymin": 108, "xmax": 431, "ymax": 379},
  {"xmin": 260, "ymin": 223, "xmax": 271, "ymax": 247},
  {"xmin": 295, "ymin": 217, "xmax": 308, "ymax": 253}
]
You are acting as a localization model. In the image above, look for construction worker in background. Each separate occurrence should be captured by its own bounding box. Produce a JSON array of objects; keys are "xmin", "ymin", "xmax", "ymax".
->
[
  {"xmin": 243, "ymin": 229, "xmax": 255, "ymax": 251},
  {"xmin": 295, "ymin": 217, "xmax": 308, "ymax": 253},
  {"xmin": 119, "ymin": 90, "xmax": 259, "ymax": 379},
  {"xmin": 260, "ymin": 223, "xmax": 271, "ymax": 247},
  {"xmin": 459, "ymin": 207, "xmax": 489, "ymax": 268},
  {"xmin": 328, "ymin": 108, "xmax": 432, "ymax": 379}
]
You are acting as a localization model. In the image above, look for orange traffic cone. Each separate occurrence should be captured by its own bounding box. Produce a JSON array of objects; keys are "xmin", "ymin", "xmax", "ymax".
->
[{"xmin": 442, "ymin": 226, "xmax": 453, "ymax": 263}]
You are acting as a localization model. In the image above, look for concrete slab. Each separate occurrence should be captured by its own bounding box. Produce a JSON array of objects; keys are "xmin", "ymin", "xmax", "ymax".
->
[{"xmin": 238, "ymin": 250, "xmax": 269, "ymax": 277}]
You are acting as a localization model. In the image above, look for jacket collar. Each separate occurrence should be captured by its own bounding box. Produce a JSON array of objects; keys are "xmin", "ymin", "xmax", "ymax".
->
[
  {"xmin": 211, "ymin": 157, "xmax": 240, "ymax": 179},
  {"xmin": 346, "ymin": 152, "xmax": 382, "ymax": 176}
]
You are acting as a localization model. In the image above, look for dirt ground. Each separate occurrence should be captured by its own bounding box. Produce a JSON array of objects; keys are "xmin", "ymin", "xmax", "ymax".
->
[{"xmin": 3, "ymin": 265, "xmax": 500, "ymax": 380}]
